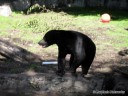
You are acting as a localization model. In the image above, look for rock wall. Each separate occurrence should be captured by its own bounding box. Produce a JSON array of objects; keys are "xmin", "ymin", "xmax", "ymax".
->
[
  {"xmin": 72, "ymin": 0, "xmax": 128, "ymax": 10},
  {"xmin": 0, "ymin": 0, "xmax": 31, "ymax": 11},
  {"xmin": 12, "ymin": 0, "xmax": 31, "ymax": 11},
  {"xmin": 0, "ymin": 0, "xmax": 128, "ymax": 11}
]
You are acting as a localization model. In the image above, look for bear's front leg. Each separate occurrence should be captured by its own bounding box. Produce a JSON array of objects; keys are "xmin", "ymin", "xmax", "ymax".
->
[
  {"xmin": 56, "ymin": 50, "xmax": 66, "ymax": 76},
  {"xmin": 56, "ymin": 57, "xmax": 66, "ymax": 76}
]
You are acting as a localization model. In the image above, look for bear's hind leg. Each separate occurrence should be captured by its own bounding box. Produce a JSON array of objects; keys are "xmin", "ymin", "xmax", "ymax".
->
[
  {"xmin": 70, "ymin": 55, "xmax": 83, "ymax": 77},
  {"xmin": 81, "ymin": 52, "xmax": 95, "ymax": 77}
]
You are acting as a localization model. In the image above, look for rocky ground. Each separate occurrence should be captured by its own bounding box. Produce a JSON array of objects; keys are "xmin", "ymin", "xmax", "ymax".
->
[
  {"xmin": 0, "ymin": 47, "xmax": 128, "ymax": 96},
  {"xmin": 0, "ymin": 27, "xmax": 128, "ymax": 96}
]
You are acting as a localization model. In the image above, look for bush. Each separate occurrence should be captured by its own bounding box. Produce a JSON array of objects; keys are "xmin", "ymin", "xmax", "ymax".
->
[{"xmin": 24, "ymin": 4, "xmax": 48, "ymax": 15}]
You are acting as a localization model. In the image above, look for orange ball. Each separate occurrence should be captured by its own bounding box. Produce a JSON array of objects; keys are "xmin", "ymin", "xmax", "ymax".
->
[{"xmin": 101, "ymin": 13, "xmax": 111, "ymax": 23}]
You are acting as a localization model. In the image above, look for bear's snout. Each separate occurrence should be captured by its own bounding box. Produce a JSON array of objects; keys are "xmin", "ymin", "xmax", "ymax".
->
[{"xmin": 38, "ymin": 40, "xmax": 48, "ymax": 48}]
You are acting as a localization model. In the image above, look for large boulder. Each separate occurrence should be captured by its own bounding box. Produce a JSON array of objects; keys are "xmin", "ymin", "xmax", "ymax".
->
[{"xmin": 0, "ymin": 4, "xmax": 12, "ymax": 17}]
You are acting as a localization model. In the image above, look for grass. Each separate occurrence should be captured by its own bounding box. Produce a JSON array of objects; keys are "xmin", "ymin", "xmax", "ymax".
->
[{"xmin": 0, "ymin": 8, "xmax": 128, "ymax": 55}]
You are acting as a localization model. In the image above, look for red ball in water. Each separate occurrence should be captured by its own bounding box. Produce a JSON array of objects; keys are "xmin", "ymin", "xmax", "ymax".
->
[{"xmin": 101, "ymin": 13, "xmax": 111, "ymax": 23}]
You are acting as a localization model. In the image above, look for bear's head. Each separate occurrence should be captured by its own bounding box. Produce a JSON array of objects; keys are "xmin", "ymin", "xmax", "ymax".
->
[{"xmin": 38, "ymin": 30, "xmax": 58, "ymax": 48}]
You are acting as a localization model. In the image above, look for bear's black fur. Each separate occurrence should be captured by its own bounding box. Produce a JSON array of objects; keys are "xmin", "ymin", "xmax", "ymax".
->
[{"xmin": 38, "ymin": 30, "xmax": 96, "ymax": 77}]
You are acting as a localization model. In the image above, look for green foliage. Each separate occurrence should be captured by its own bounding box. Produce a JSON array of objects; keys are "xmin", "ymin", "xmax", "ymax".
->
[
  {"xmin": 27, "ymin": 18, "xmax": 39, "ymax": 28},
  {"xmin": 25, "ymin": 4, "xmax": 48, "ymax": 14},
  {"xmin": 26, "ymin": 17, "xmax": 41, "ymax": 33},
  {"xmin": 0, "ymin": 8, "xmax": 128, "ymax": 53}
]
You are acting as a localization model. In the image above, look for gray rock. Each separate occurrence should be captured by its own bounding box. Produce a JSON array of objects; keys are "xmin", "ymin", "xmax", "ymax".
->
[
  {"xmin": 12, "ymin": 0, "xmax": 31, "ymax": 11},
  {"xmin": 0, "ymin": 4, "xmax": 12, "ymax": 17}
]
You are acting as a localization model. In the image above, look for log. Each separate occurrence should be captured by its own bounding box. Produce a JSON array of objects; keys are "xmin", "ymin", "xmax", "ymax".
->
[{"xmin": 0, "ymin": 39, "xmax": 42, "ymax": 63}]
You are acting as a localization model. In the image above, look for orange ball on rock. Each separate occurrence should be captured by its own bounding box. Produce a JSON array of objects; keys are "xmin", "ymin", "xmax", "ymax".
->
[{"xmin": 101, "ymin": 13, "xmax": 111, "ymax": 23}]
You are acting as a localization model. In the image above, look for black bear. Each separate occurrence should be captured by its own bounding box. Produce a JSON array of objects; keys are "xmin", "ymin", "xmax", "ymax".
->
[{"xmin": 38, "ymin": 30, "xmax": 96, "ymax": 77}]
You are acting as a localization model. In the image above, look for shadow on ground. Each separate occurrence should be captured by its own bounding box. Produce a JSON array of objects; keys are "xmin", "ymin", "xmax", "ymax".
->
[
  {"xmin": 61, "ymin": 7, "xmax": 128, "ymax": 21},
  {"xmin": 0, "ymin": 40, "xmax": 128, "ymax": 96}
]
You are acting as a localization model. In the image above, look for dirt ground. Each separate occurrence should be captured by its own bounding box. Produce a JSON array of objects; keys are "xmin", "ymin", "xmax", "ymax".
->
[{"xmin": 0, "ymin": 30, "xmax": 128, "ymax": 96}]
